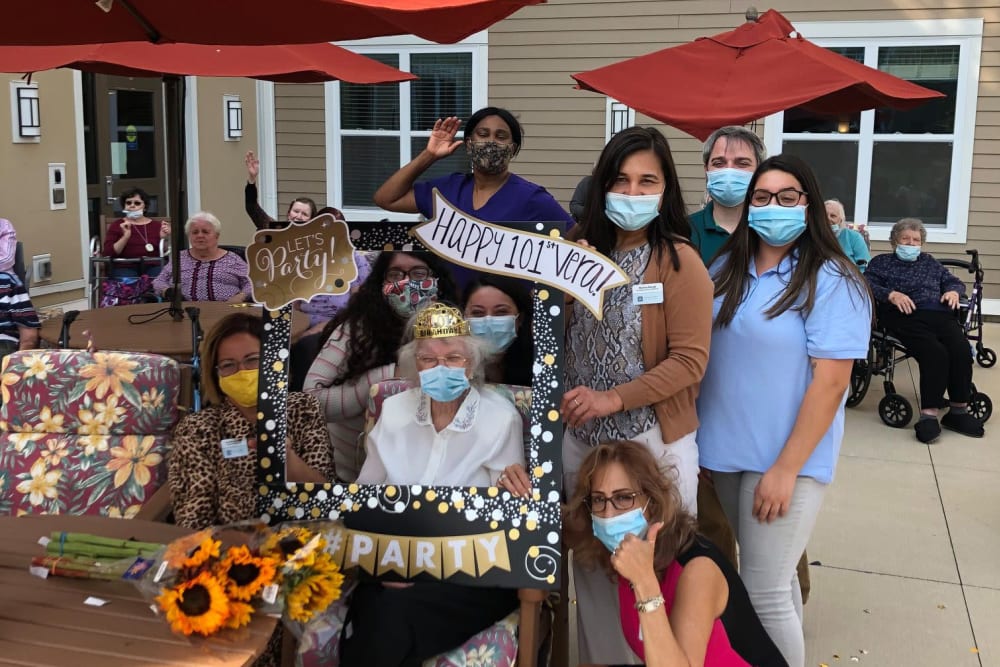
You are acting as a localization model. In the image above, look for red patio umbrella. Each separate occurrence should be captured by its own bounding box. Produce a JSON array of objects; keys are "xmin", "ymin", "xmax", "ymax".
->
[
  {"xmin": 0, "ymin": 0, "xmax": 544, "ymax": 46},
  {"xmin": 0, "ymin": 42, "xmax": 417, "ymax": 84},
  {"xmin": 571, "ymin": 9, "xmax": 944, "ymax": 140}
]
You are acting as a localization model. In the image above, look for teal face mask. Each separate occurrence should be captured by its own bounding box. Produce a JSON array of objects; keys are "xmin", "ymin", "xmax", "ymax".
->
[
  {"xmin": 591, "ymin": 505, "xmax": 649, "ymax": 553},
  {"xmin": 748, "ymin": 204, "xmax": 807, "ymax": 247},
  {"xmin": 895, "ymin": 245, "xmax": 921, "ymax": 262},
  {"xmin": 707, "ymin": 168, "xmax": 752, "ymax": 208},
  {"xmin": 468, "ymin": 315, "xmax": 518, "ymax": 352},
  {"xmin": 605, "ymin": 192, "xmax": 661, "ymax": 231},
  {"xmin": 418, "ymin": 365, "xmax": 469, "ymax": 402}
]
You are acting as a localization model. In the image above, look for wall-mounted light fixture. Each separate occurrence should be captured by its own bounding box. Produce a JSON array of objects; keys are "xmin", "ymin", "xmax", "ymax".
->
[
  {"xmin": 224, "ymin": 94, "xmax": 243, "ymax": 141},
  {"xmin": 10, "ymin": 81, "xmax": 40, "ymax": 143}
]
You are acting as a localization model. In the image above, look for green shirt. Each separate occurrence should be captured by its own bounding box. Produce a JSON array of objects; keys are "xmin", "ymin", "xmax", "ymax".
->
[{"xmin": 688, "ymin": 201, "xmax": 731, "ymax": 267}]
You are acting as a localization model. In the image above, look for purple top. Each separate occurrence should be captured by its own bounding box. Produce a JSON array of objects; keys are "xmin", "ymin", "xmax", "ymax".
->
[
  {"xmin": 865, "ymin": 251, "xmax": 965, "ymax": 312},
  {"xmin": 414, "ymin": 172, "xmax": 574, "ymax": 228},
  {"xmin": 153, "ymin": 250, "xmax": 251, "ymax": 302},
  {"xmin": 298, "ymin": 251, "xmax": 372, "ymax": 327},
  {"xmin": 0, "ymin": 218, "xmax": 15, "ymax": 273}
]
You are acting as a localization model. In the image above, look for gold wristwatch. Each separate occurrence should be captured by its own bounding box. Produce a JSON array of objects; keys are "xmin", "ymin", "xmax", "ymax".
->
[{"xmin": 635, "ymin": 594, "xmax": 665, "ymax": 613}]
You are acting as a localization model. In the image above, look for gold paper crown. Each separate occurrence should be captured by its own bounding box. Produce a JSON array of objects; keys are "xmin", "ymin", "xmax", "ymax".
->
[{"xmin": 414, "ymin": 303, "xmax": 471, "ymax": 339}]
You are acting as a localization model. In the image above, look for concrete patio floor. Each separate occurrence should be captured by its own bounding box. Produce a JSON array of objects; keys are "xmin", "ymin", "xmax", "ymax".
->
[{"xmin": 566, "ymin": 324, "xmax": 999, "ymax": 667}]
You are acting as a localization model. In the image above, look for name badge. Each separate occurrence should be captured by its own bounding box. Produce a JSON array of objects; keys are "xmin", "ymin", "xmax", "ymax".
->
[
  {"xmin": 220, "ymin": 437, "xmax": 250, "ymax": 459},
  {"xmin": 631, "ymin": 282, "xmax": 664, "ymax": 305}
]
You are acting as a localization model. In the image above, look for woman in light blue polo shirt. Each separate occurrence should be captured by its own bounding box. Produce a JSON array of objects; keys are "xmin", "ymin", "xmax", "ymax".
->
[{"xmin": 697, "ymin": 155, "xmax": 871, "ymax": 667}]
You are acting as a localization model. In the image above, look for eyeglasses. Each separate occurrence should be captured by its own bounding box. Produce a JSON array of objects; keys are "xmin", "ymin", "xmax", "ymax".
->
[
  {"xmin": 216, "ymin": 354, "xmax": 261, "ymax": 377},
  {"xmin": 584, "ymin": 491, "xmax": 641, "ymax": 512},
  {"xmin": 385, "ymin": 267, "xmax": 432, "ymax": 283},
  {"xmin": 124, "ymin": 199, "xmax": 145, "ymax": 207},
  {"xmin": 416, "ymin": 354, "xmax": 467, "ymax": 368},
  {"xmin": 750, "ymin": 188, "xmax": 808, "ymax": 207}
]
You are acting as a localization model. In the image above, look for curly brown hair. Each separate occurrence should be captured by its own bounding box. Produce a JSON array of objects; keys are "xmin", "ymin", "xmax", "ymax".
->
[{"xmin": 564, "ymin": 440, "xmax": 698, "ymax": 577}]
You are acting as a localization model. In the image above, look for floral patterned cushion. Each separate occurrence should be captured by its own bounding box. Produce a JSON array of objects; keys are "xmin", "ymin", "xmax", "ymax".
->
[{"xmin": 0, "ymin": 349, "xmax": 180, "ymax": 517}]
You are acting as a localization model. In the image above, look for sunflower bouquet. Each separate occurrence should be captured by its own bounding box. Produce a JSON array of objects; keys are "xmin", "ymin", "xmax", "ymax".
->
[{"xmin": 141, "ymin": 522, "xmax": 345, "ymax": 640}]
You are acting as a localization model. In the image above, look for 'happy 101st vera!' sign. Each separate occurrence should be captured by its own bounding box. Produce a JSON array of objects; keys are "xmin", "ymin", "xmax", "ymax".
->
[
  {"xmin": 246, "ymin": 214, "xmax": 358, "ymax": 310},
  {"xmin": 411, "ymin": 190, "xmax": 628, "ymax": 319}
]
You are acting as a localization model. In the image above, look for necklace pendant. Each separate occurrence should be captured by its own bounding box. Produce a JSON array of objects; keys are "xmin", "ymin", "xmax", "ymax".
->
[{"xmin": 145, "ymin": 243, "xmax": 155, "ymax": 253}]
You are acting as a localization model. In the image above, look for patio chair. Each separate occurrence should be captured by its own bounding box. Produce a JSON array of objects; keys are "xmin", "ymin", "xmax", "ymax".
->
[{"xmin": 0, "ymin": 349, "xmax": 180, "ymax": 518}]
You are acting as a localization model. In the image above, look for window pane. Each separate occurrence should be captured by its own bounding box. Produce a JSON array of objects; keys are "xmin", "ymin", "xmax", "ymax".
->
[
  {"xmin": 782, "ymin": 140, "xmax": 860, "ymax": 219},
  {"xmin": 869, "ymin": 141, "xmax": 951, "ymax": 226},
  {"xmin": 783, "ymin": 47, "xmax": 864, "ymax": 134},
  {"xmin": 112, "ymin": 89, "xmax": 156, "ymax": 179},
  {"xmin": 342, "ymin": 136, "xmax": 400, "ymax": 208},
  {"xmin": 411, "ymin": 137, "xmax": 469, "ymax": 184},
  {"xmin": 411, "ymin": 53, "xmax": 473, "ymax": 131},
  {"xmin": 340, "ymin": 54, "xmax": 400, "ymax": 131},
  {"xmin": 875, "ymin": 46, "xmax": 958, "ymax": 134}
]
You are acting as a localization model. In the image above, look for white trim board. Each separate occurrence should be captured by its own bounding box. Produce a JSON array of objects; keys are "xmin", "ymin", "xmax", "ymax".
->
[
  {"xmin": 72, "ymin": 72, "xmax": 90, "ymax": 297},
  {"xmin": 184, "ymin": 76, "xmax": 201, "ymax": 218},
  {"xmin": 29, "ymin": 279, "xmax": 87, "ymax": 297},
  {"xmin": 256, "ymin": 80, "xmax": 278, "ymax": 219}
]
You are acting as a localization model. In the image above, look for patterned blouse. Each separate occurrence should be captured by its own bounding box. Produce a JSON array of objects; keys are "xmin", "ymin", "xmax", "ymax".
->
[
  {"xmin": 168, "ymin": 392, "xmax": 335, "ymax": 530},
  {"xmin": 566, "ymin": 244, "xmax": 657, "ymax": 445},
  {"xmin": 152, "ymin": 249, "xmax": 251, "ymax": 302}
]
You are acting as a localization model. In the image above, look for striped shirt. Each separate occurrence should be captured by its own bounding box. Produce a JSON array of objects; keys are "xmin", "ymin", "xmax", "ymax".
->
[{"xmin": 0, "ymin": 273, "xmax": 40, "ymax": 344}]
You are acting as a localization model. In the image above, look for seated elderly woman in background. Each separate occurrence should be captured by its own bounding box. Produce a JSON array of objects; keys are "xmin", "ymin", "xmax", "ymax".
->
[
  {"xmin": 340, "ymin": 303, "xmax": 523, "ymax": 667},
  {"xmin": 153, "ymin": 212, "xmax": 251, "ymax": 303},
  {"xmin": 826, "ymin": 199, "xmax": 870, "ymax": 271},
  {"xmin": 565, "ymin": 440, "xmax": 787, "ymax": 667},
  {"xmin": 168, "ymin": 312, "xmax": 335, "ymax": 530},
  {"xmin": 865, "ymin": 218, "xmax": 984, "ymax": 443}
]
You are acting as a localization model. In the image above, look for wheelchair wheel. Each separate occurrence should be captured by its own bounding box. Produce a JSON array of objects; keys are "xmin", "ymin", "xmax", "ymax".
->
[
  {"xmin": 976, "ymin": 347, "xmax": 997, "ymax": 368},
  {"xmin": 846, "ymin": 358, "xmax": 872, "ymax": 408},
  {"xmin": 970, "ymin": 392, "xmax": 993, "ymax": 423},
  {"xmin": 879, "ymin": 393, "xmax": 913, "ymax": 428}
]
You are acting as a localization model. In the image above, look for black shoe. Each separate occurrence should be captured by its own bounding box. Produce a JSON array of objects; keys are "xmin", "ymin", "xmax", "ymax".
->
[
  {"xmin": 941, "ymin": 411, "xmax": 985, "ymax": 438},
  {"xmin": 915, "ymin": 418, "xmax": 942, "ymax": 444}
]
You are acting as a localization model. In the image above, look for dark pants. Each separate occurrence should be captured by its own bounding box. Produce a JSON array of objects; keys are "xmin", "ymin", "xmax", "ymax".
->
[
  {"xmin": 879, "ymin": 305, "xmax": 972, "ymax": 409},
  {"xmin": 289, "ymin": 332, "xmax": 323, "ymax": 393},
  {"xmin": 339, "ymin": 581, "xmax": 518, "ymax": 667}
]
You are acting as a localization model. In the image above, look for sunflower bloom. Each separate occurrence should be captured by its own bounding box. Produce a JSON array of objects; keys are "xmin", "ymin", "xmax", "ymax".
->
[
  {"xmin": 215, "ymin": 545, "xmax": 278, "ymax": 601},
  {"xmin": 39, "ymin": 439, "xmax": 70, "ymax": 468},
  {"xmin": 78, "ymin": 352, "xmax": 137, "ymax": 400},
  {"xmin": 163, "ymin": 530, "xmax": 214, "ymax": 569},
  {"xmin": 106, "ymin": 435, "xmax": 162, "ymax": 488},
  {"xmin": 15, "ymin": 459, "xmax": 61, "ymax": 506},
  {"xmin": 260, "ymin": 527, "xmax": 316, "ymax": 560},
  {"xmin": 156, "ymin": 571, "xmax": 231, "ymax": 637},
  {"xmin": 22, "ymin": 353, "xmax": 53, "ymax": 381},
  {"xmin": 182, "ymin": 537, "xmax": 222, "ymax": 570},
  {"xmin": 223, "ymin": 601, "xmax": 255, "ymax": 630},
  {"xmin": 141, "ymin": 387, "xmax": 164, "ymax": 410},
  {"xmin": 33, "ymin": 407, "xmax": 67, "ymax": 434},
  {"xmin": 285, "ymin": 552, "xmax": 344, "ymax": 623}
]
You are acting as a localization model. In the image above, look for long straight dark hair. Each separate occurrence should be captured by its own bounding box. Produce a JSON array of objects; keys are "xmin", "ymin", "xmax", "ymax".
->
[
  {"xmin": 713, "ymin": 154, "xmax": 870, "ymax": 328},
  {"xmin": 569, "ymin": 126, "xmax": 691, "ymax": 270}
]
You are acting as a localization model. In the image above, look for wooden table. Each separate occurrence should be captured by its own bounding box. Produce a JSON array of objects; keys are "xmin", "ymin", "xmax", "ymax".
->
[
  {"xmin": 39, "ymin": 301, "xmax": 309, "ymax": 362},
  {"xmin": 0, "ymin": 515, "xmax": 277, "ymax": 667}
]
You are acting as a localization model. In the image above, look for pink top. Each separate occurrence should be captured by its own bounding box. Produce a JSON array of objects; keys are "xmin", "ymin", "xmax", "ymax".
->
[{"xmin": 618, "ymin": 559, "xmax": 751, "ymax": 667}]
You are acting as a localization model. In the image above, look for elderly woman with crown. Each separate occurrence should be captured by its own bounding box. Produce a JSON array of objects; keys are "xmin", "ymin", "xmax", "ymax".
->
[{"xmin": 340, "ymin": 303, "xmax": 524, "ymax": 667}]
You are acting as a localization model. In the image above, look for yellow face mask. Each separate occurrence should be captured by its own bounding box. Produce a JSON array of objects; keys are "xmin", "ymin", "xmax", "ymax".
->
[{"xmin": 218, "ymin": 369, "xmax": 259, "ymax": 408}]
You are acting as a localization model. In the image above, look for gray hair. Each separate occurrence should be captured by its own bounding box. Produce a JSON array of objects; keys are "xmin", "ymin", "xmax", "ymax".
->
[
  {"xmin": 701, "ymin": 126, "xmax": 767, "ymax": 167},
  {"xmin": 890, "ymin": 218, "xmax": 926, "ymax": 246},
  {"xmin": 824, "ymin": 199, "xmax": 846, "ymax": 219},
  {"xmin": 184, "ymin": 211, "xmax": 222, "ymax": 235},
  {"xmin": 396, "ymin": 334, "xmax": 491, "ymax": 387}
]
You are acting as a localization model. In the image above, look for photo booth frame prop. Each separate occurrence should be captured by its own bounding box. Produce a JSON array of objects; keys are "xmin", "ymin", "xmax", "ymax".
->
[{"xmin": 245, "ymin": 212, "xmax": 579, "ymax": 589}]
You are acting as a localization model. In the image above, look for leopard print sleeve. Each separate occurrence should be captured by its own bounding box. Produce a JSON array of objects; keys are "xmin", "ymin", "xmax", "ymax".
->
[
  {"xmin": 168, "ymin": 407, "xmax": 224, "ymax": 530},
  {"xmin": 287, "ymin": 392, "xmax": 336, "ymax": 481}
]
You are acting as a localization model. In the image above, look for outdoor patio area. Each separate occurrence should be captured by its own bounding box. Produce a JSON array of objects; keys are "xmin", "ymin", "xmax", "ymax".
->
[{"xmin": 567, "ymin": 324, "xmax": 999, "ymax": 667}]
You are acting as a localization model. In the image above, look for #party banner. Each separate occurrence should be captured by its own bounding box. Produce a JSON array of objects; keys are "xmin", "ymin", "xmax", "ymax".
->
[{"xmin": 411, "ymin": 190, "xmax": 628, "ymax": 319}]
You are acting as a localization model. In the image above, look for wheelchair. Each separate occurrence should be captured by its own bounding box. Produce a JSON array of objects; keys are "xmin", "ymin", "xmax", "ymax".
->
[{"xmin": 847, "ymin": 249, "xmax": 994, "ymax": 428}]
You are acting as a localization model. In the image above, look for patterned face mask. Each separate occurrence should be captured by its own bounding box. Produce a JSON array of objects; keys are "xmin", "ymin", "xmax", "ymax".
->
[
  {"xmin": 383, "ymin": 278, "xmax": 439, "ymax": 318},
  {"xmin": 467, "ymin": 141, "xmax": 516, "ymax": 175}
]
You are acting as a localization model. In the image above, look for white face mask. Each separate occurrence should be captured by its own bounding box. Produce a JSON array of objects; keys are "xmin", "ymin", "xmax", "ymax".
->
[{"xmin": 125, "ymin": 209, "xmax": 144, "ymax": 220}]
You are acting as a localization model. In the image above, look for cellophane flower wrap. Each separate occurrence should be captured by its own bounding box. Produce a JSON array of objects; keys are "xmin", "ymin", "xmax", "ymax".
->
[{"xmin": 134, "ymin": 521, "xmax": 346, "ymax": 641}]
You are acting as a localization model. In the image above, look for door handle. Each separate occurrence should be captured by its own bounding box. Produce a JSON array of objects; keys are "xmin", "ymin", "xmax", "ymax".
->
[{"xmin": 105, "ymin": 176, "xmax": 115, "ymax": 204}]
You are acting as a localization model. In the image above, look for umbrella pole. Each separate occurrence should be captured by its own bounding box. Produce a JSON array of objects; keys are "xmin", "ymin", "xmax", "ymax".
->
[{"xmin": 164, "ymin": 74, "xmax": 186, "ymax": 321}]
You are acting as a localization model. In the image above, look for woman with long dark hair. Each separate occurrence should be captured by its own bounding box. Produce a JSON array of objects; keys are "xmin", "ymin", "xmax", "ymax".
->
[
  {"xmin": 303, "ymin": 251, "xmax": 458, "ymax": 481},
  {"xmin": 698, "ymin": 155, "xmax": 871, "ymax": 667},
  {"xmin": 461, "ymin": 274, "xmax": 533, "ymax": 387}
]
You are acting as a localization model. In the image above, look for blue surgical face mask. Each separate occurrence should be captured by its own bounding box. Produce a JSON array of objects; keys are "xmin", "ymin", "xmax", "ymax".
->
[
  {"xmin": 831, "ymin": 223, "xmax": 841, "ymax": 234},
  {"xmin": 419, "ymin": 365, "xmax": 470, "ymax": 403},
  {"xmin": 605, "ymin": 192, "xmax": 661, "ymax": 231},
  {"xmin": 748, "ymin": 204, "xmax": 808, "ymax": 247},
  {"xmin": 468, "ymin": 315, "xmax": 518, "ymax": 352},
  {"xmin": 895, "ymin": 244, "xmax": 921, "ymax": 262},
  {"xmin": 706, "ymin": 168, "xmax": 752, "ymax": 208},
  {"xmin": 591, "ymin": 504, "xmax": 649, "ymax": 553}
]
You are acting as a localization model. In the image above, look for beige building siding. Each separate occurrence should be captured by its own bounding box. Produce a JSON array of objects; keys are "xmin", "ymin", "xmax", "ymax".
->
[
  {"xmin": 194, "ymin": 77, "xmax": 258, "ymax": 244},
  {"xmin": 273, "ymin": 83, "xmax": 327, "ymax": 217},
  {"xmin": 490, "ymin": 0, "xmax": 1000, "ymax": 302},
  {"xmin": 0, "ymin": 70, "xmax": 86, "ymax": 308}
]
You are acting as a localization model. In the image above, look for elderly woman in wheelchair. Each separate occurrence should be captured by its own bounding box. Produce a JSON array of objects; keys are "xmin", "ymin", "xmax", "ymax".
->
[
  {"xmin": 865, "ymin": 218, "xmax": 985, "ymax": 443},
  {"xmin": 340, "ymin": 302, "xmax": 525, "ymax": 667}
]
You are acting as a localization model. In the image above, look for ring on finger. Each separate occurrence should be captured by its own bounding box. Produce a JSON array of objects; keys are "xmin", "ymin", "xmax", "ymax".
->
[{"xmin": 573, "ymin": 398, "xmax": 581, "ymax": 407}]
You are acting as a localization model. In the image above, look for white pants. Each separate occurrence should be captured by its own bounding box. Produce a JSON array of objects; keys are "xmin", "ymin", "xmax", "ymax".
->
[{"xmin": 564, "ymin": 427, "xmax": 699, "ymax": 665}]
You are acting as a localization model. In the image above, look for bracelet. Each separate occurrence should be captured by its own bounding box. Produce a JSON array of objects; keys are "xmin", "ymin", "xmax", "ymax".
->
[{"xmin": 635, "ymin": 594, "xmax": 665, "ymax": 614}]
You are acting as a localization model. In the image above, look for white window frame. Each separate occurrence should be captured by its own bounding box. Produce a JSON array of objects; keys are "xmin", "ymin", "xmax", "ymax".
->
[
  {"xmin": 325, "ymin": 32, "xmax": 488, "ymax": 221},
  {"xmin": 605, "ymin": 98, "xmax": 635, "ymax": 142},
  {"xmin": 763, "ymin": 19, "xmax": 983, "ymax": 244}
]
